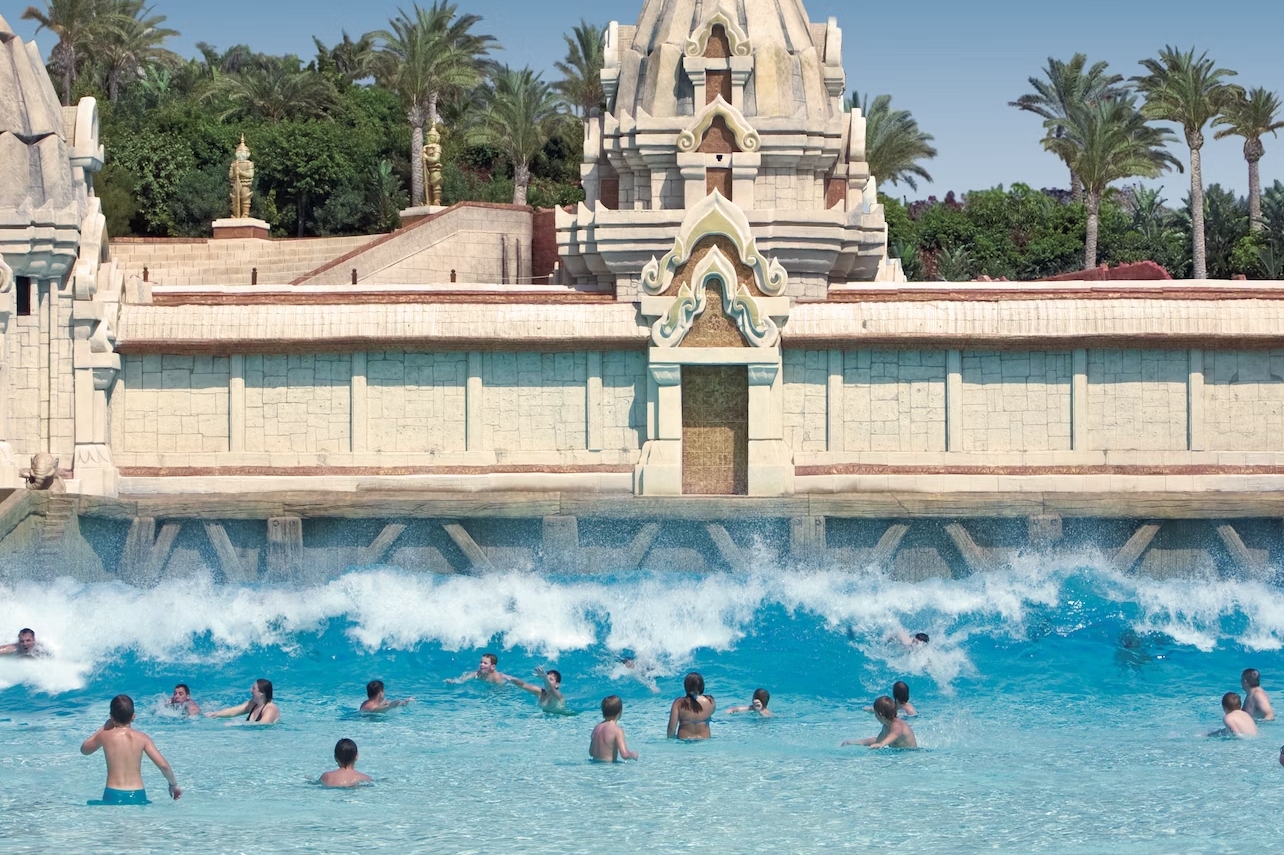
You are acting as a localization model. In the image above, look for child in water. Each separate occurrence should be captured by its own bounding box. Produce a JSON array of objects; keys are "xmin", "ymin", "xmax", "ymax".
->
[
  {"xmin": 320, "ymin": 739, "xmax": 372, "ymax": 788},
  {"xmin": 360, "ymin": 680, "xmax": 413, "ymax": 713},
  {"xmin": 80, "ymin": 694, "xmax": 181, "ymax": 804},
  {"xmin": 727, "ymin": 688, "xmax": 772, "ymax": 717},
  {"xmin": 589, "ymin": 695, "xmax": 638, "ymax": 762},
  {"xmin": 1209, "ymin": 692, "xmax": 1258, "ymax": 738},
  {"xmin": 506, "ymin": 666, "xmax": 566, "ymax": 712},
  {"xmin": 843, "ymin": 696, "xmax": 917, "ymax": 749},
  {"xmin": 1241, "ymin": 669, "xmax": 1274, "ymax": 721}
]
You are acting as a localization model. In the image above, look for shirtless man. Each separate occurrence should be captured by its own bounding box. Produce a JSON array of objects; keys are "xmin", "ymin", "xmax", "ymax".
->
[
  {"xmin": 506, "ymin": 666, "xmax": 565, "ymax": 712},
  {"xmin": 1210, "ymin": 692, "xmax": 1258, "ymax": 738},
  {"xmin": 169, "ymin": 684, "xmax": 200, "ymax": 716},
  {"xmin": 1241, "ymin": 669, "xmax": 1275, "ymax": 721},
  {"xmin": 0, "ymin": 628, "xmax": 38, "ymax": 657},
  {"xmin": 320, "ymin": 739, "xmax": 372, "ymax": 788},
  {"xmin": 447, "ymin": 653, "xmax": 506, "ymax": 685},
  {"xmin": 843, "ymin": 695, "xmax": 918, "ymax": 749},
  {"xmin": 589, "ymin": 695, "xmax": 638, "ymax": 762},
  {"xmin": 360, "ymin": 680, "xmax": 413, "ymax": 713},
  {"xmin": 727, "ymin": 688, "xmax": 773, "ymax": 717},
  {"xmin": 80, "ymin": 695, "xmax": 181, "ymax": 804}
]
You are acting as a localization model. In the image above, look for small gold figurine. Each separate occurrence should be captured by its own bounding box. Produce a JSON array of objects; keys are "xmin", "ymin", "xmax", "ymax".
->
[
  {"xmin": 229, "ymin": 135, "xmax": 255, "ymax": 219},
  {"xmin": 422, "ymin": 123, "xmax": 443, "ymax": 207}
]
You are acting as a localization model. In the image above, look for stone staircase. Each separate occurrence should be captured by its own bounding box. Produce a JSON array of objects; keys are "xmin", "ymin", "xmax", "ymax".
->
[{"xmin": 36, "ymin": 495, "xmax": 77, "ymax": 563}]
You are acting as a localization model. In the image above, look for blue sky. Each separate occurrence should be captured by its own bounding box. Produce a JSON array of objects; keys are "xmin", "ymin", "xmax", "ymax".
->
[{"xmin": 7, "ymin": 0, "xmax": 1282, "ymax": 202}]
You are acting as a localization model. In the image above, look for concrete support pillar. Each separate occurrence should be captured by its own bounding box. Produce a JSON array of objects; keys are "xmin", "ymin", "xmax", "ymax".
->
[
  {"xmin": 466, "ymin": 351, "xmax": 484, "ymax": 452},
  {"xmin": 229, "ymin": 354, "xmax": 245, "ymax": 452},
  {"xmin": 790, "ymin": 515, "xmax": 826, "ymax": 561},
  {"xmin": 945, "ymin": 349, "xmax": 963, "ymax": 452},
  {"xmin": 634, "ymin": 364, "xmax": 682, "ymax": 496},
  {"xmin": 826, "ymin": 349, "xmax": 844, "ymax": 452},
  {"xmin": 730, "ymin": 154, "xmax": 758, "ymax": 209},
  {"xmin": 542, "ymin": 515, "xmax": 582, "ymax": 571},
  {"xmin": 266, "ymin": 515, "xmax": 304, "ymax": 580},
  {"xmin": 586, "ymin": 351, "xmax": 603, "ymax": 451},
  {"xmin": 748, "ymin": 361, "xmax": 792, "ymax": 496},
  {"xmin": 349, "ymin": 352, "xmax": 366, "ymax": 453},
  {"xmin": 1188, "ymin": 348, "xmax": 1204, "ymax": 452},
  {"xmin": 1071, "ymin": 348, "xmax": 1088, "ymax": 450}
]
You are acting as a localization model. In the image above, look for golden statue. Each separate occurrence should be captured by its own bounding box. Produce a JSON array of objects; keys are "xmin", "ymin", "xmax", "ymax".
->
[
  {"xmin": 229, "ymin": 135, "xmax": 255, "ymax": 219},
  {"xmin": 422, "ymin": 123, "xmax": 443, "ymax": 207}
]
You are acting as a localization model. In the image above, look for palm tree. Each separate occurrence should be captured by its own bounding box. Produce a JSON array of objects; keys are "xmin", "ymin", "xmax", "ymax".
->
[
  {"xmin": 313, "ymin": 31, "xmax": 380, "ymax": 86},
  {"xmin": 1010, "ymin": 54, "xmax": 1127, "ymax": 201},
  {"xmin": 373, "ymin": 3, "xmax": 498, "ymax": 207},
  {"xmin": 1213, "ymin": 87, "xmax": 1284, "ymax": 231},
  {"xmin": 1133, "ymin": 47, "xmax": 1241, "ymax": 279},
  {"xmin": 1044, "ymin": 98, "xmax": 1181, "ymax": 269},
  {"xmin": 471, "ymin": 67, "xmax": 569, "ymax": 205},
  {"xmin": 203, "ymin": 63, "xmax": 337, "ymax": 123},
  {"xmin": 554, "ymin": 20, "xmax": 605, "ymax": 117},
  {"xmin": 22, "ymin": 0, "xmax": 122, "ymax": 104},
  {"xmin": 851, "ymin": 92, "xmax": 937, "ymax": 191},
  {"xmin": 98, "ymin": 0, "xmax": 179, "ymax": 102}
]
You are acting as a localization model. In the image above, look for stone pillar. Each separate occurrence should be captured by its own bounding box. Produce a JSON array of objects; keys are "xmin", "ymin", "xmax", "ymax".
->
[
  {"xmin": 678, "ymin": 154, "xmax": 706, "ymax": 209},
  {"xmin": 466, "ymin": 351, "xmax": 484, "ymax": 452},
  {"xmin": 747, "ymin": 360, "xmax": 792, "ymax": 496},
  {"xmin": 229, "ymin": 354, "xmax": 246, "ymax": 452},
  {"xmin": 729, "ymin": 57, "xmax": 753, "ymax": 112},
  {"xmin": 945, "ymin": 349, "xmax": 963, "ymax": 452},
  {"xmin": 634, "ymin": 364, "xmax": 683, "ymax": 496},
  {"xmin": 70, "ymin": 298, "xmax": 119, "ymax": 497},
  {"xmin": 266, "ymin": 515, "xmax": 304, "ymax": 580},
  {"xmin": 826, "ymin": 349, "xmax": 844, "ymax": 452},
  {"xmin": 1071, "ymin": 348, "xmax": 1088, "ymax": 450},
  {"xmin": 586, "ymin": 351, "xmax": 603, "ymax": 452},
  {"xmin": 730, "ymin": 153, "xmax": 760, "ymax": 209},
  {"xmin": 350, "ymin": 352, "xmax": 367, "ymax": 453},
  {"xmin": 0, "ymin": 257, "xmax": 19, "ymax": 486},
  {"xmin": 1188, "ymin": 348, "xmax": 1204, "ymax": 452}
]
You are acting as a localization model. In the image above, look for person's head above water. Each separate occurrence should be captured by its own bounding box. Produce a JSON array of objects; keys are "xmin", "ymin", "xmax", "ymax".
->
[
  {"xmin": 366, "ymin": 680, "xmax": 385, "ymax": 700},
  {"xmin": 110, "ymin": 694, "xmax": 135, "ymax": 725},
  {"xmin": 171, "ymin": 684, "xmax": 192, "ymax": 703},
  {"xmin": 913, "ymin": 633, "xmax": 930, "ymax": 644},
  {"xmin": 545, "ymin": 669, "xmax": 561, "ymax": 688},
  {"xmin": 872, "ymin": 695, "xmax": 897, "ymax": 722},
  {"xmin": 479, "ymin": 653, "xmax": 498, "ymax": 673},
  {"xmin": 682, "ymin": 672, "xmax": 706, "ymax": 711},
  {"xmin": 893, "ymin": 681, "xmax": 911, "ymax": 704},
  {"xmin": 1242, "ymin": 668, "xmax": 1261, "ymax": 689},
  {"xmin": 16, "ymin": 628, "xmax": 35, "ymax": 653},
  {"xmin": 1222, "ymin": 692, "xmax": 1243, "ymax": 713},
  {"xmin": 334, "ymin": 738, "xmax": 358, "ymax": 769},
  {"xmin": 751, "ymin": 688, "xmax": 770, "ymax": 710},
  {"xmin": 601, "ymin": 695, "xmax": 623, "ymax": 721},
  {"xmin": 253, "ymin": 679, "xmax": 273, "ymax": 704}
]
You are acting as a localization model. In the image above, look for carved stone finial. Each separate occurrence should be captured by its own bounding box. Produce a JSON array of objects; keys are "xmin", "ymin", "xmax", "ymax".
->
[{"xmin": 229, "ymin": 135, "xmax": 255, "ymax": 219}]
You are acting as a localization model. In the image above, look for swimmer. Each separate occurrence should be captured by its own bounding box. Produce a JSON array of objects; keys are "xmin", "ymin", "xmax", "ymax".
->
[
  {"xmin": 206, "ymin": 678, "xmax": 280, "ymax": 724},
  {"xmin": 1241, "ymin": 669, "xmax": 1275, "ymax": 721},
  {"xmin": 843, "ymin": 695, "xmax": 918, "ymax": 749},
  {"xmin": 1208, "ymin": 692, "xmax": 1258, "ymax": 738},
  {"xmin": 0, "ymin": 628, "xmax": 39, "ymax": 657},
  {"xmin": 1279, "ymin": 745, "xmax": 1283, "ymax": 767},
  {"xmin": 80, "ymin": 694, "xmax": 181, "ymax": 804},
  {"xmin": 447, "ymin": 653, "xmax": 506, "ymax": 685},
  {"xmin": 589, "ymin": 695, "xmax": 638, "ymax": 762},
  {"xmin": 667, "ymin": 672, "xmax": 715, "ymax": 740},
  {"xmin": 727, "ymin": 688, "xmax": 772, "ymax": 717},
  {"xmin": 506, "ymin": 666, "xmax": 565, "ymax": 712},
  {"xmin": 360, "ymin": 680, "xmax": 413, "ymax": 713},
  {"xmin": 320, "ymin": 738, "xmax": 372, "ymax": 788},
  {"xmin": 168, "ymin": 684, "xmax": 200, "ymax": 716},
  {"xmin": 893, "ymin": 681, "xmax": 917, "ymax": 717}
]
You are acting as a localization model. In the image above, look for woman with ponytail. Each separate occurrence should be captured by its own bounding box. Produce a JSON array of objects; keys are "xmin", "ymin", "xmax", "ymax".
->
[{"xmin": 667, "ymin": 672, "xmax": 715, "ymax": 739}]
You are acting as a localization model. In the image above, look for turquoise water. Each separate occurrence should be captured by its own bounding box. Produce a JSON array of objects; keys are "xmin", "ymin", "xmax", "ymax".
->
[{"xmin": 1, "ymin": 558, "xmax": 1282, "ymax": 854}]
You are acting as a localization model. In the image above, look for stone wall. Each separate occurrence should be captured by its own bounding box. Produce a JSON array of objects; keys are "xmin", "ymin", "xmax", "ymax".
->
[
  {"xmin": 482, "ymin": 352, "xmax": 587, "ymax": 451},
  {"xmin": 845, "ymin": 350, "xmax": 947, "ymax": 452},
  {"xmin": 961, "ymin": 351, "xmax": 1072, "ymax": 452},
  {"xmin": 754, "ymin": 168, "xmax": 825, "ymax": 211},
  {"xmin": 5, "ymin": 300, "xmax": 43, "ymax": 459},
  {"xmin": 119, "ymin": 355, "xmax": 229, "ymax": 453},
  {"xmin": 782, "ymin": 349, "xmax": 828, "ymax": 452},
  {"xmin": 1086, "ymin": 349, "xmax": 1188, "ymax": 451},
  {"xmin": 245, "ymin": 355, "xmax": 350, "ymax": 453},
  {"xmin": 367, "ymin": 352, "xmax": 467, "ymax": 453},
  {"xmin": 1203, "ymin": 349, "xmax": 1284, "ymax": 451}
]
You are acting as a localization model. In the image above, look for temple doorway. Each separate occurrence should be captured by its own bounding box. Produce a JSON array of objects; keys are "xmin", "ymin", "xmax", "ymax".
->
[{"xmin": 681, "ymin": 366, "xmax": 748, "ymax": 495}]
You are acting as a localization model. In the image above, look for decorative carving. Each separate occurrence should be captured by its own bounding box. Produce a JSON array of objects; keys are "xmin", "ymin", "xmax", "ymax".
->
[
  {"xmin": 641, "ymin": 192, "xmax": 788, "ymax": 298},
  {"xmin": 422, "ymin": 123, "xmax": 443, "ymax": 206},
  {"xmin": 229, "ymin": 136, "xmax": 255, "ymax": 219},
  {"xmin": 684, "ymin": 6, "xmax": 752, "ymax": 57},
  {"xmin": 22, "ymin": 453, "xmax": 66, "ymax": 493},
  {"xmin": 677, "ymin": 96, "xmax": 760, "ymax": 153},
  {"xmin": 653, "ymin": 246, "xmax": 778, "ymax": 348}
]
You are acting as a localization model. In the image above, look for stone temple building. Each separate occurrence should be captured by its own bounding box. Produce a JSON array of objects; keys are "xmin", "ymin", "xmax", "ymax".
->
[{"xmin": 5, "ymin": 2, "xmax": 1284, "ymax": 578}]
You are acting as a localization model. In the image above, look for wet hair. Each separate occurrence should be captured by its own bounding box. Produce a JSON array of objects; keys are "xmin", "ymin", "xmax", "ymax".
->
[
  {"xmin": 893, "ymin": 681, "xmax": 910, "ymax": 704},
  {"xmin": 366, "ymin": 680, "xmax": 385, "ymax": 699},
  {"xmin": 110, "ymin": 694, "xmax": 135, "ymax": 724},
  {"xmin": 1222, "ymin": 692, "xmax": 1242, "ymax": 712},
  {"xmin": 482, "ymin": 653, "xmax": 498, "ymax": 667},
  {"xmin": 683, "ymin": 672, "xmax": 705, "ymax": 713},
  {"xmin": 334, "ymin": 738, "xmax": 358, "ymax": 768},
  {"xmin": 914, "ymin": 632, "xmax": 930, "ymax": 644},
  {"xmin": 601, "ymin": 695, "xmax": 623, "ymax": 720},
  {"xmin": 752, "ymin": 688, "xmax": 770, "ymax": 708},
  {"xmin": 1243, "ymin": 668, "xmax": 1261, "ymax": 688},
  {"xmin": 546, "ymin": 669, "xmax": 561, "ymax": 685},
  {"xmin": 173, "ymin": 683, "xmax": 190, "ymax": 695},
  {"xmin": 18, "ymin": 628, "xmax": 34, "ymax": 639},
  {"xmin": 255, "ymin": 679, "xmax": 274, "ymax": 703},
  {"xmin": 873, "ymin": 695, "xmax": 897, "ymax": 721}
]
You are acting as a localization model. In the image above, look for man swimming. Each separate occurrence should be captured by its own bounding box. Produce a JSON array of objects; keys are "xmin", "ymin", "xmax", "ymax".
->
[
  {"xmin": 0, "ymin": 628, "xmax": 39, "ymax": 657},
  {"xmin": 843, "ymin": 695, "xmax": 918, "ymax": 749},
  {"xmin": 168, "ymin": 684, "xmax": 200, "ymax": 716},
  {"xmin": 360, "ymin": 680, "xmax": 413, "ymax": 713},
  {"xmin": 447, "ymin": 652, "xmax": 506, "ymax": 685},
  {"xmin": 505, "ymin": 666, "xmax": 565, "ymax": 711},
  {"xmin": 1241, "ymin": 669, "xmax": 1275, "ymax": 721},
  {"xmin": 80, "ymin": 694, "xmax": 181, "ymax": 804},
  {"xmin": 1209, "ymin": 692, "xmax": 1258, "ymax": 738}
]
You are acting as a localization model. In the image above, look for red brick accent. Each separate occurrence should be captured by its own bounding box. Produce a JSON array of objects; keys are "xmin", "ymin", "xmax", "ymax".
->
[
  {"xmin": 698, "ymin": 117, "xmax": 739, "ymax": 154},
  {"xmin": 705, "ymin": 25, "xmax": 731, "ymax": 58},
  {"xmin": 1036, "ymin": 261, "xmax": 1172, "ymax": 282},
  {"xmin": 212, "ymin": 224, "xmax": 270, "ymax": 240},
  {"xmin": 817, "ymin": 286, "xmax": 1284, "ymax": 303},
  {"xmin": 706, "ymin": 69, "xmax": 732, "ymax": 104},
  {"xmin": 825, "ymin": 176, "xmax": 845, "ymax": 210},
  {"xmin": 120, "ymin": 464, "xmax": 635, "ymax": 478},
  {"xmin": 598, "ymin": 177, "xmax": 619, "ymax": 210},
  {"xmin": 531, "ymin": 208, "xmax": 559, "ymax": 284},
  {"xmin": 796, "ymin": 463, "xmax": 1284, "ymax": 477},
  {"xmin": 706, "ymin": 167, "xmax": 732, "ymax": 200}
]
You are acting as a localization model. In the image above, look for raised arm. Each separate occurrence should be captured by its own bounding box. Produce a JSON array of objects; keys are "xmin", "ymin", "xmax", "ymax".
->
[
  {"xmin": 143, "ymin": 737, "xmax": 182, "ymax": 799},
  {"xmin": 205, "ymin": 701, "xmax": 250, "ymax": 719},
  {"xmin": 446, "ymin": 672, "xmax": 476, "ymax": 685},
  {"xmin": 505, "ymin": 675, "xmax": 541, "ymax": 695}
]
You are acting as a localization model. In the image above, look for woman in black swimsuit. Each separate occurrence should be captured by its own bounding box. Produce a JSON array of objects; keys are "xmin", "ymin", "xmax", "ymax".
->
[
  {"xmin": 205, "ymin": 679, "xmax": 280, "ymax": 724},
  {"xmin": 667, "ymin": 672, "xmax": 715, "ymax": 740}
]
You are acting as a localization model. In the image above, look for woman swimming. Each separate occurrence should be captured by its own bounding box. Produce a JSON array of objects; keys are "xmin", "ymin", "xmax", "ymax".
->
[
  {"xmin": 205, "ymin": 679, "xmax": 280, "ymax": 724},
  {"xmin": 667, "ymin": 672, "xmax": 715, "ymax": 740}
]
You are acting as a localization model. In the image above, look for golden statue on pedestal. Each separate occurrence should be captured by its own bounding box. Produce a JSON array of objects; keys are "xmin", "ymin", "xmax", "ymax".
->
[
  {"xmin": 229, "ymin": 135, "xmax": 255, "ymax": 219},
  {"xmin": 422, "ymin": 123, "xmax": 443, "ymax": 207}
]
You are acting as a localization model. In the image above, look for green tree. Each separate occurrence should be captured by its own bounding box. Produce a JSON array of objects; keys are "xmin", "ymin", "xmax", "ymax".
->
[
  {"xmin": 373, "ymin": 2, "xmax": 498, "ymax": 207},
  {"xmin": 312, "ymin": 31, "xmax": 380, "ymax": 86},
  {"xmin": 1133, "ymin": 47, "xmax": 1241, "ymax": 279},
  {"xmin": 1213, "ymin": 87, "xmax": 1284, "ymax": 231},
  {"xmin": 22, "ymin": 0, "xmax": 124, "ymax": 104},
  {"xmin": 554, "ymin": 20, "xmax": 605, "ymax": 117},
  {"xmin": 203, "ymin": 62, "xmax": 338, "ymax": 123},
  {"xmin": 852, "ymin": 92, "xmax": 937, "ymax": 191},
  {"xmin": 97, "ymin": 0, "xmax": 179, "ymax": 102},
  {"xmin": 1043, "ymin": 97, "xmax": 1181, "ymax": 268},
  {"xmin": 1010, "ymin": 54, "xmax": 1126, "ymax": 201},
  {"xmin": 471, "ymin": 66, "xmax": 569, "ymax": 205}
]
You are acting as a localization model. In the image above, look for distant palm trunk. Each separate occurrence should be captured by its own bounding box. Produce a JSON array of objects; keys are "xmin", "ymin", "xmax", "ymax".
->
[
  {"xmin": 1189, "ymin": 136, "xmax": 1207, "ymax": 279},
  {"xmin": 1084, "ymin": 193, "xmax": 1101, "ymax": 269},
  {"xmin": 512, "ymin": 162, "xmax": 530, "ymax": 206},
  {"xmin": 1071, "ymin": 171, "xmax": 1083, "ymax": 203},
  {"xmin": 409, "ymin": 105, "xmax": 425, "ymax": 207},
  {"xmin": 1246, "ymin": 139, "xmax": 1264, "ymax": 231}
]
